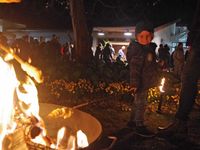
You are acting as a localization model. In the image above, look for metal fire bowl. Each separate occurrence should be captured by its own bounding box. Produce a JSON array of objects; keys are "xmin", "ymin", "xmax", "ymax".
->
[{"xmin": 39, "ymin": 103, "xmax": 102, "ymax": 144}]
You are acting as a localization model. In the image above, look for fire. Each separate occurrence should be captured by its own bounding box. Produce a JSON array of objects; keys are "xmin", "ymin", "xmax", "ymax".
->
[
  {"xmin": 0, "ymin": 51, "xmax": 89, "ymax": 149},
  {"xmin": 56, "ymin": 127, "xmax": 66, "ymax": 149},
  {"xmin": 56, "ymin": 127, "xmax": 89, "ymax": 150},
  {"xmin": 77, "ymin": 130, "xmax": 89, "ymax": 148},
  {"xmin": 159, "ymin": 77, "xmax": 166, "ymax": 93},
  {"xmin": 0, "ymin": 57, "xmax": 18, "ymax": 150},
  {"xmin": 0, "ymin": 0, "xmax": 21, "ymax": 3}
]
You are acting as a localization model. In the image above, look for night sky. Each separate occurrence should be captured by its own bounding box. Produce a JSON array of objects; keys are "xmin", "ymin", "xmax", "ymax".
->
[{"xmin": 0, "ymin": 0, "xmax": 197, "ymax": 29}]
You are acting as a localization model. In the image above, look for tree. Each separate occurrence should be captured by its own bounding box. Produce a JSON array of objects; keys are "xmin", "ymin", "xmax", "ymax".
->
[{"xmin": 69, "ymin": 0, "xmax": 92, "ymax": 63}]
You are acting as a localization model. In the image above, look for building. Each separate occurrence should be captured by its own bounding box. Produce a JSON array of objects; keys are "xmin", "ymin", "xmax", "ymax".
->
[
  {"xmin": 1, "ymin": 18, "xmax": 188, "ymax": 54},
  {"xmin": 0, "ymin": 19, "xmax": 72, "ymax": 45},
  {"xmin": 92, "ymin": 19, "xmax": 188, "ymax": 54}
]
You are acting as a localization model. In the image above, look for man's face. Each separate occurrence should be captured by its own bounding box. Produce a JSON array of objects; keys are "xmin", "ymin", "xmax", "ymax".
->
[{"xmin": 136, "ymin": 31, "xmax": 153, "ymax": 45}]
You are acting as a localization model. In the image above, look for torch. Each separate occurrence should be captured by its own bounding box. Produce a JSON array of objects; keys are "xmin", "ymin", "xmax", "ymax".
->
[{"xmin": 157, "ymin": 77, "xmax": 165, "ymax": 113}]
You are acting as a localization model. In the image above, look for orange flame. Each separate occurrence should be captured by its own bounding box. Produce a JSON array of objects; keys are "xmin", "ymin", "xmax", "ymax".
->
[
  {"xmin": 0, "ymin": 0, "xmax": 21, "ymax": 3},
  {"xmin": 159, "ymin": 78, "xmax": 165, "ymax": 93},
  {"xmin": 0, "ymin": 57, "xmax": 19, "ymax": 150},
  {"xmin": 77, "ymin": 130, "xmax": 89, "ymax": 148},
  {"xmin": 0, "ymin": 55, "xmax": 89, "ymax": 149},
  {"xmin": 56, "ymin": 127, "xmax": 66, "ymax": 149}
]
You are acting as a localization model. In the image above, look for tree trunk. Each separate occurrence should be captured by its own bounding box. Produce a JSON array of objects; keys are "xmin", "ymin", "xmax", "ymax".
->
[{"xmin": 69, "ymin": 0, "xmax": 92, "ymax": 63}]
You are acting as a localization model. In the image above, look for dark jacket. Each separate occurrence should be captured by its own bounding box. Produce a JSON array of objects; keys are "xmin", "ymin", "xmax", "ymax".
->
[{"xmin": 127, "ymin": 40, "xmax": 160, "ymax": 91}]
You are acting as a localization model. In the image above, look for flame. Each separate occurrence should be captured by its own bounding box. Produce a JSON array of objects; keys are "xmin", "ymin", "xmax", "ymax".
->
[
  {"xmin": 0, "ymin": 54, "xmax": 89, "ymax": 149},
  {"xmin": 0, "ymin": 0, "xmax": 21, "ymax": 3},
  {"xmin": 159, "ymin": 77, "xmax": 165, "ymax": 93},
  {"xmin": 56, "ymin": 128, "xmax": 89, "ymax": 150},
  {"xmin": 77, "ymin": 130, "xmax": 89, "ymax": 148},
  {"xmin": 31, "ymin": 134, "xmax": 47, "ymax": 146},
  {"xmin": 4, "ymin": 53, "xmax": 14, "ymax": 61},
  {"xmin": 56, "ymin": 127, "xmax": 66, "ymax": 149},
  {"xmin": 21, "ymin": 62, "xmax": 44, "ymax": 83},
  {"xmin": 0, "ymin": 56, "xmax": 46, "ymax": 149},
  {"xmin": 28, "ymin": 58, "xmax": 32, "ymax": 64},
  {"xmin": 0, "ymin": 57, "xmax": 19, "ymax": 150},
  {"xmin": 67, "ymin": 135, "xmax": 76, "ymax": 150}
]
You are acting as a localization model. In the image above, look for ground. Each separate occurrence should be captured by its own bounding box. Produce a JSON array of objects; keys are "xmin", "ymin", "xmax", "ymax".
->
[
  {"xmin": 40, "ymin": 92, "xmax": 200, "ymax": 150},
  {"xmin": 80, "ymin": 99, "xmax": 200, "ymax": 150}
]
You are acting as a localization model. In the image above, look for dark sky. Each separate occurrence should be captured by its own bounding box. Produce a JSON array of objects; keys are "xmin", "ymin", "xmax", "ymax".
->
[{"xmin": 0, "ymin": 0, "xmax": 198, "ymax": 29}]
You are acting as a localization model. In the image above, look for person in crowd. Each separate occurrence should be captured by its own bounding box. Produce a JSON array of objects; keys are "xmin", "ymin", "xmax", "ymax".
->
[
  {"xmin": 163, "ymin": 44, "xmax": 170, "ymax": 69},
  {"xmin": 173, "ymin": 42, "xmax": 185, "ymax": 80},
  {"xmin": 158, "ymin": 44, "xmax": 164, "ymax": 58},
  {"xmin": 94, "ymin": 42, "xmax": 103, "ymax": 61},
  {"xmin": 116, "ymin": 46, "xmax": 126, "ymax": 62},
  {"xmin": 185, "ymin": 46, "xmax": 192, "ymax": 62},
  {"xmin": 169, "ymin": 49, "xmax": 175, "ymax": 71},
  {"xmin": 102, "ymin": 42, "xmax": 114, "ymax": 64},
  {"xmin": 126, "ymin": 21, "xmax": 160, "ymax": 137},
  {"xmin": 158, "ymin": 44, "xmax": 170, "ymax": 71},
  {"xmin": 61, "ymin": 42, "xmax": 71, "ymax": 62}
]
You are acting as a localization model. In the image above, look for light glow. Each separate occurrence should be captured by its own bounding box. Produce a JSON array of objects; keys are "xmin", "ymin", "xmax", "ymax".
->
[
  {"xmin": 124, "ymin": 32, "xmax": 132, "ymax": 36},
  {"xmin": 97, "ymin": 32, "xmax": 105, "ymax": 36},
  {"xmin": 159, "ymin": 78, "xmax": 165, "ymax": 93}
]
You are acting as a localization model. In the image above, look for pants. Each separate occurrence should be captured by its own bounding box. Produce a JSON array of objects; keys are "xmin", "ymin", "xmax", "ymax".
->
[
  {"xmin": 130, "ymin": 90, "xmax": 148, "ymax": 126},
  {"xmin": 176, "ymin": 51, "xmax": 200, "ymax": 121}
]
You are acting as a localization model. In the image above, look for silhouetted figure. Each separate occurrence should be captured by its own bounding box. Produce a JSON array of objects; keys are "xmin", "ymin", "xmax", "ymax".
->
[
  {"xmin": 173, "ymin": 42, "xmax": 185, "ymax": 80},
  {"xmin": 102, "ymin": 43, "xmax": 114, "ymax": 64},
  {"xmin": 94, "ymin": 43, "xmax": 103, "ymax": 61}
]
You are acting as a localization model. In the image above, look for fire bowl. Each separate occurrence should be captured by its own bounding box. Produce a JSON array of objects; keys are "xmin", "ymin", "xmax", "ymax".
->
[{"xmin": 39, "ymin": 103, "xmax": 102, "ymax": 145}]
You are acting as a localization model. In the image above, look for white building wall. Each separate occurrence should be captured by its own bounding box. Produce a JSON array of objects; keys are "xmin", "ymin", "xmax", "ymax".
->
[{"xmin": 153, "ymin": 23, "xmax": 176, "ymax": 53}]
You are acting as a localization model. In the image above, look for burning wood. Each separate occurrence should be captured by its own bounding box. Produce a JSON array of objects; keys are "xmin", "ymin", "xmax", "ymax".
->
[{"xmin": 0, "ymin": 48, "xmax": 90, "ymax": 150}]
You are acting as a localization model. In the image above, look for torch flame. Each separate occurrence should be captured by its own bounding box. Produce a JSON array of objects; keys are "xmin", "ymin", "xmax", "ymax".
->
[{"xmin": 159, "ymin": 77, "xmax": 165, "ymax": 93}]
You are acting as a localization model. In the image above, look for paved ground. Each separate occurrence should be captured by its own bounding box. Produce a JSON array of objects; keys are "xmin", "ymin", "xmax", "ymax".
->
[{"xmin": 82, "ymin": 101, "xmax": 200, "ymax": 150}]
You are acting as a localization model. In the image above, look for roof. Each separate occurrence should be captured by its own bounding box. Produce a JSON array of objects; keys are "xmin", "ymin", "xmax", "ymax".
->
[
  {"xmin": 93, "ymin": 19, "xmax": 181, "ymax": 33},
  {"xmin": 0, "ymin": 18, "xmax": 26, "ymax": 30}
]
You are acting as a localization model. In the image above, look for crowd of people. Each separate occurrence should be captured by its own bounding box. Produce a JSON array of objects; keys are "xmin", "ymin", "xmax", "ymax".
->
[
  {"xmin": 0, "ymin": 33, "xmax": 77, "ymax": 69},
  {"xmin": 94, "ymin": 39, "xmax": 191, "ymax": 83},
  {"xmin": 94, "ymin": 41, "xmax": 127, "ymax": 65}
]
